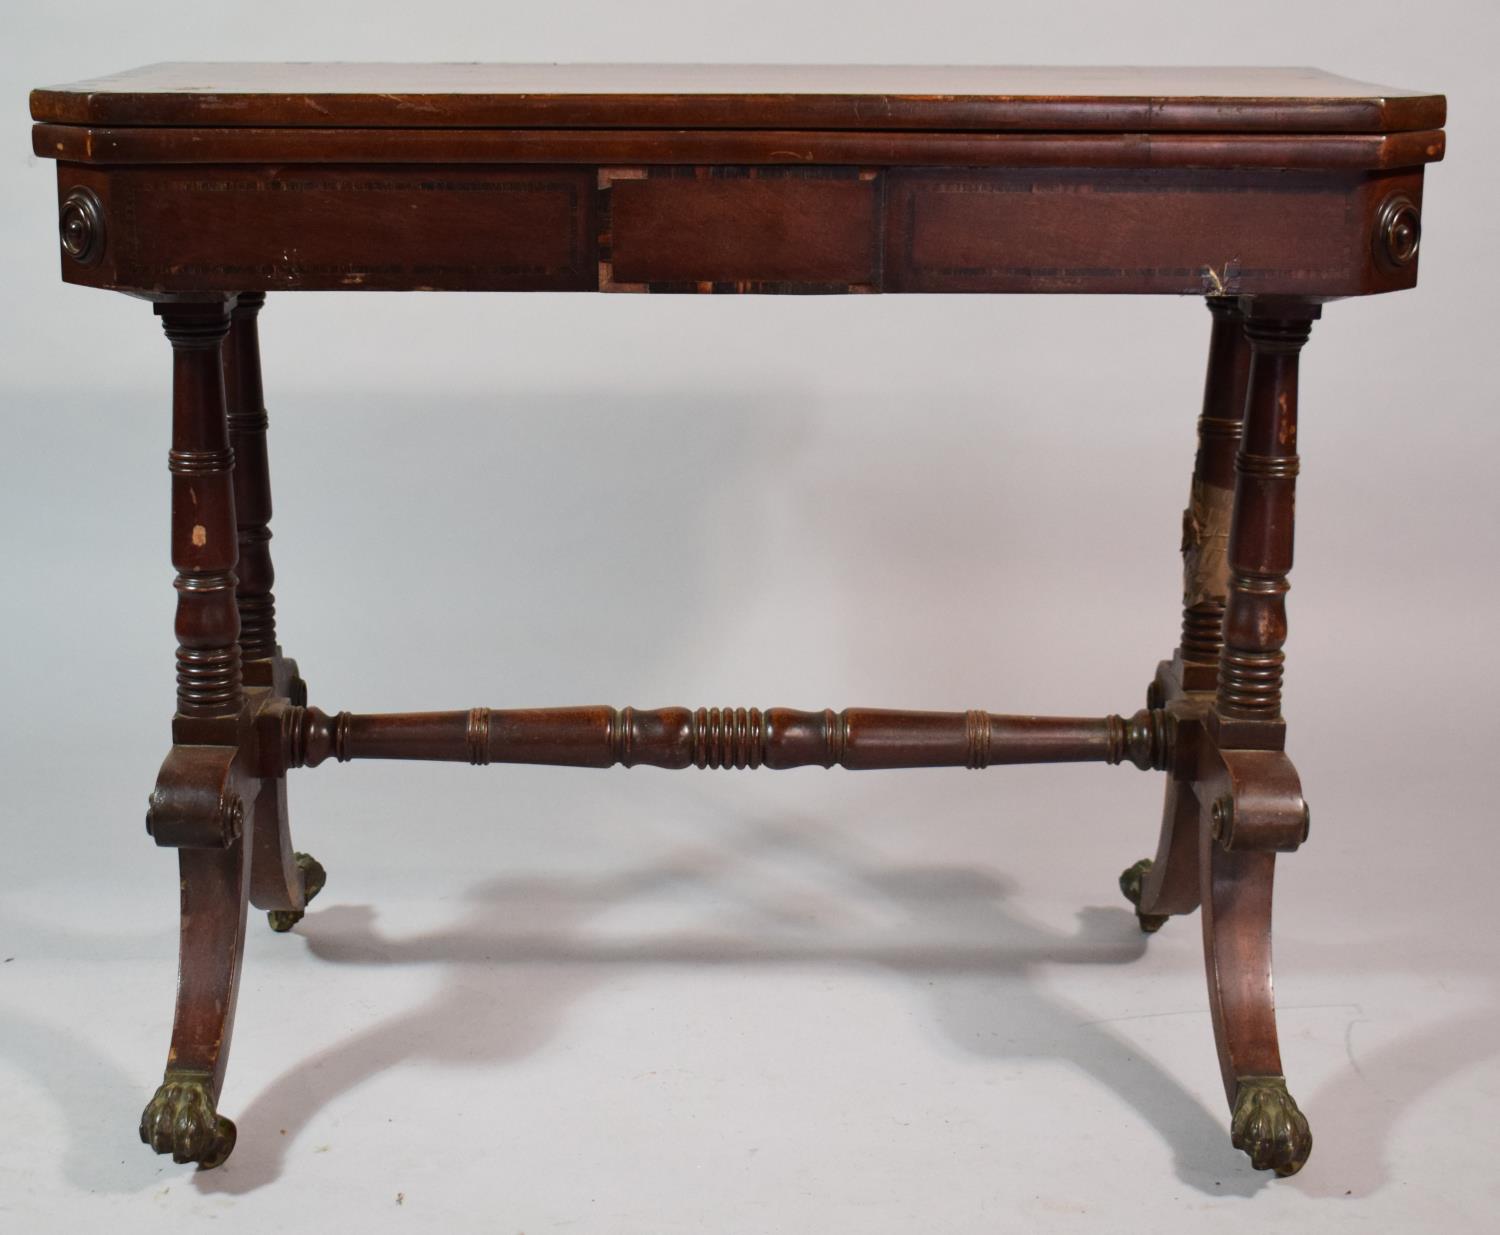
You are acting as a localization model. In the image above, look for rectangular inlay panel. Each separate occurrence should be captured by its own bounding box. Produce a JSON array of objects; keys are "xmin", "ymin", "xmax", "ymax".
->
[
  {"xmin": 885, "ymin": 169, "xmax": 1370, "ymax": 295},
  {"xmin": 602, "ymin": 168, "xmax": 880, "ymax": 292},
  {"xmin": 90, "ymin": 165, "xmax": 595, "ymax": 292}
]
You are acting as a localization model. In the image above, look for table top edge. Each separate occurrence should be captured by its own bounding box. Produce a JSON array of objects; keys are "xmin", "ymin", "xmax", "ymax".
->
[{"xmin": 28, "ymin": 63, "xmax": 1448, "ymax": 135}]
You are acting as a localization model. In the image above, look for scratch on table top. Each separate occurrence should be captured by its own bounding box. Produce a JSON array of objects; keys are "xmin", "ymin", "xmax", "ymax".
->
[{"xmin": 380, "ymin": 93, "xmax": 440, "ymax": 114}]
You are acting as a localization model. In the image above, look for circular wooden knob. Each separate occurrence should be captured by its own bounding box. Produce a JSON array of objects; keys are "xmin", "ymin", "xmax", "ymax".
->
[
  {"xmin": 59, "ymin": 186, "xmax": 105, "ymax": 266},
  {"xmin": 1375, "ymin": 194, "xmax": 1421, "ymax": 270}
]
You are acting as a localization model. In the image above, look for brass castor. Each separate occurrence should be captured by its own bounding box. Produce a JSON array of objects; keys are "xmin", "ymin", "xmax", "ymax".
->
[
  {"xmin": 267, "ymin": 851, "xmax": 327, "ymax": 933},
  {"xmin": 1118, "ymin": 857, "xmax": 1170, "ymax": 933},
  {"xmin": 1230, "ymin": 1076, "xmax": 1313, "ymax": 1176},
  {"xmin": 140, "ymin": 1070, "xmax": 237, "ymax": 1168}
]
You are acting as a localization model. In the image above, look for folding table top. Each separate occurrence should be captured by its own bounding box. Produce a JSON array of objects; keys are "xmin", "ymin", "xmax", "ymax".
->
[
  {"xmin": 29, "ymin": 64, "xmax": 1446, "ymax": 299},
  {"xmin": 30, "ymin": 63, "xmax": 1446, "ymax": 134}
]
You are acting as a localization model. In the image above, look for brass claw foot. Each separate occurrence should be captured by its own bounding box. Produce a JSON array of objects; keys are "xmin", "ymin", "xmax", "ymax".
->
[
  {"xmin": 267, "ymin": 851, "xmax": 327, "ymax": 932},
  {"xmin": 1230, "ymin": 1076, "xmax": 1313, "ymax": 1176},
  {"xmin": 1119, "ymin": 857, "xmax": 1169, "ymax": 933},
  {"xmin": 140, "ymin": 1070, "xmax": 237, "ymax": 1168}
]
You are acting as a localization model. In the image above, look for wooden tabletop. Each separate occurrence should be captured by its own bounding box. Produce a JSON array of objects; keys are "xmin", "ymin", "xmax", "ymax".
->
[{"xmin": 30, "ymin": 63, "xmax": 1444, "ymax": 133}]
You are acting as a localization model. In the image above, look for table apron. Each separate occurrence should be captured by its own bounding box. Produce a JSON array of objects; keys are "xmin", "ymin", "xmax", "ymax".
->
[{"xmin": 52, "ymin": 162, "xmax": 1425, "ymax": 297}]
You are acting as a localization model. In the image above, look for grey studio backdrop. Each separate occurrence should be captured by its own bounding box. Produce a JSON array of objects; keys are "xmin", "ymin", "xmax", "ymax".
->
[{"xmin": 1, "ymin": 3, "xmax": 1496, "ymax": 1232}]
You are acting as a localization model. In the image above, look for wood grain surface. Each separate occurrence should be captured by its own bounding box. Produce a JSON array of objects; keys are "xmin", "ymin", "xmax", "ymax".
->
[{"xmin": 30, "ymin": 63, "xmax": 1446, "ymax": 133}]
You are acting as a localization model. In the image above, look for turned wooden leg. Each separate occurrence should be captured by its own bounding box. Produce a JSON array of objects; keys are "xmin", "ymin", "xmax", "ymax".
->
[
  {"xmin": 139, "ymin": 297, "xmax": 252, "ymax": 1169},
  {"xmin": 224, "ymin": 292, "xmax": 282, "ymax": 671},
  {"xmin": 1122, "ymin": 298, "xmax": 1249, "ymax": 931},
  {"xmin": 1198, "ymin": 299, "xmax": 1318, "ymax": 1176},
  {"xmin": 223, "ymin": 291, "xmax": 324, "ymax": 931}
]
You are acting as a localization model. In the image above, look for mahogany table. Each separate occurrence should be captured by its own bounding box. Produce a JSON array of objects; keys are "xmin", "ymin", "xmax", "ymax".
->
[{"xmin": 30, "ymin": 63, "xmax": 1446, "ymax": 1179}]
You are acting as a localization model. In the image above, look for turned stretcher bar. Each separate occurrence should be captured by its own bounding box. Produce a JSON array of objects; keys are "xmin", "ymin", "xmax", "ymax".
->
[{"xmin": 273, "ymin": 704, "xmax": 1169, "ymax": 772}]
